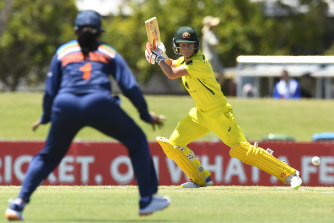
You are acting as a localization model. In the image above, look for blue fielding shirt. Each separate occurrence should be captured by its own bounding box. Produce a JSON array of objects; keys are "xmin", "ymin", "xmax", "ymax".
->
[{"xmin": 41, "ymin": 40, "xmax": 151, "ymax": 124}]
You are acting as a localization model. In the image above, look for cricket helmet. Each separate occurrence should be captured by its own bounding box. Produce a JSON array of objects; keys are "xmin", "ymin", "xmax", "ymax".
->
[
  {"xmin": 173, "ymin": 26, "xmax": 199, "ymax": 54},
  {"xmin": 74, "ymin": 10, "xmax": 104, "ymax": 34}
]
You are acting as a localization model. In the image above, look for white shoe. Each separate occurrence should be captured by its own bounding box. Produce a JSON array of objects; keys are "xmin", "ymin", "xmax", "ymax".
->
[
  {"xmin": 5, "ymin": 198, "xmax": 25, "ymax": 221},
  {"xmin": 180, "ymin": 181, "xmax": 201, "ymax": 188},
  {"xmin": 139, "ymin": 194, "xmax": 170, "ymax": 216},
  {"xmin": 5, "ymin": 208, "xmax": 23, "ymax": 221},
  {"xmin": 285, "ymin": 171, "xmax": 302, "ymax": 189},
  {"xmin": 181, "ymin": 176, "xmax": 213, "ymax": 188}
]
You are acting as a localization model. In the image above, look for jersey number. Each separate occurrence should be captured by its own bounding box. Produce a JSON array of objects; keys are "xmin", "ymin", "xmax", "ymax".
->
[{"xmin": 80, "ymin": 63, "xmax": 92, "ymax": 80}]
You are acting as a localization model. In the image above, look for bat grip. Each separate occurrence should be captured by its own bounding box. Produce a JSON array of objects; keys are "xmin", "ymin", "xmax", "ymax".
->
[{"xmin": 153, "ymin": 39, "xmax": 158, "ymax": 49}]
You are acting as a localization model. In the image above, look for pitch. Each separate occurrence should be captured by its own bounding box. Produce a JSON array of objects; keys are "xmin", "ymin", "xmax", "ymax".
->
[{"xmin": 1, "ymin": 185, "xmax": 334, "ymax": 222}]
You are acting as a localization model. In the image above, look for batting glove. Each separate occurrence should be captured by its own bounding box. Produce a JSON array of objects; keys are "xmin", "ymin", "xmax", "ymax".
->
[
  {"xmin": 152, "ymin": 51, "xmax": 166, "ymax": 64},
  {"xmin": 152, "ymin": 42, "xmax": 167, "ymax": 64},
  {"xmin": 145, "ymin": 44, "xmax": 156, "ymax": 64},
  {"xmin": 145, "ymin": 42, "xmax": 167, "ymax": 65},
  {"xmin": 156, "ymin": 42, "xmax": 167, "ymax": 58}
]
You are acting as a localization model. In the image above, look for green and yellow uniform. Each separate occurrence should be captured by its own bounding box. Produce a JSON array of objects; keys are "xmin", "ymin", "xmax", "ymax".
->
[
  {"xmin": 164, "ymin": 51, "xmax": 297, "ymax": 185},
  {"xmin": 169, "ymin": 51, "xmax": 246, "ymax": 148},
  {"xmin": 156, "ymin": 26, "xmax": 299, "ymax": 187}
]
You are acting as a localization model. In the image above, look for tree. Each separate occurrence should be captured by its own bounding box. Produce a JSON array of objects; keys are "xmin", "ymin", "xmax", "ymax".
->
[
  {"xmin": 0, "ymin": 0, "xmax": 77, "ymax": 91},
  {"xmin": 1, "ymin": 0, "xmax": 334, "ymax": 91},
  {"xmin": 104, "ymin": 0, "xmax": 334, "ymax": 80}
]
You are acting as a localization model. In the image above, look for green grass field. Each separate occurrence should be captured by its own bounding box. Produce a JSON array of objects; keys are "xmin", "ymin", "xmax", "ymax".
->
[
  {"xmin": 1, "ymin": 93, "xmax": 334, "ymax": 142},
  {"xmin": 1, "ymin": 186, "xmax": 334, "ymax": 222},
  {"xmin": 1, "ymin": 94, "xmax": 334, "ymax": 222}
]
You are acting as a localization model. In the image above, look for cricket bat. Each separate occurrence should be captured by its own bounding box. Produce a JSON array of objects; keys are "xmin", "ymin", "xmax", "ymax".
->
[{"xmin": 145, "ymin": 17, "xmax": 161, "ymax": 49}]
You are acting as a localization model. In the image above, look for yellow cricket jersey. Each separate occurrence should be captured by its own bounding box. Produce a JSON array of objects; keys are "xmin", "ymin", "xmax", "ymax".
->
[{"xmin": 175, "ymin": 51, "xmax": 227, "ymax": 111}]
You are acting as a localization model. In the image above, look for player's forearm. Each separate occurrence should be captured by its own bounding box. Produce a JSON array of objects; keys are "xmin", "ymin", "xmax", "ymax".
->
[
  {"xmin": 159, "ymin": 60, "xmax": 176, "ymax": 79},
  {"xmin": 159, "ymin": 59, "xmax": 185, "ymax": 79},
  {"xmin": 40, "ymin": 93, "xmax": 54, "ymax": 124}
]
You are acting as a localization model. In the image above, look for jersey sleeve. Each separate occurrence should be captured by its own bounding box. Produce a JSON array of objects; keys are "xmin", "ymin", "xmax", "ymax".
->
[
  {"xmin": 40, "ymin": 53, "xmax": 62, "ymax": 124},
  {"xmin": 110, "ymin": 53, "xmax": 152, "ymax": 123}
]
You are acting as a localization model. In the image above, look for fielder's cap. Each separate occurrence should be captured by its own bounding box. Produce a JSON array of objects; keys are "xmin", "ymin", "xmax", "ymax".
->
[
  {"xmin": 74, "ymin": 10, "xmax": 104, "ymax": 32},
  {"xmin": 174, "ymin": 26, "xmax": 198, "ymax": 44}
]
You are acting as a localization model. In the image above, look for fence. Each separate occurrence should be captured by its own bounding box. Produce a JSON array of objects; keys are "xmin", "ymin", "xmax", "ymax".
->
[{"xmin": 1, "ymin": 140, "xmax": 333, "ymax": 186}]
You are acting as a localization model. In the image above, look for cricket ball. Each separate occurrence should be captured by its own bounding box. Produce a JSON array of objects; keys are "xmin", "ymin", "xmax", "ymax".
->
[{"xmin": 312, "ymin": 156, "xmax": 320, "ymax": 166}]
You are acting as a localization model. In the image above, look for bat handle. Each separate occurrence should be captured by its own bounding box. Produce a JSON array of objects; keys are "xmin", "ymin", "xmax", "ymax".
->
[{"xmin": 153, "ymin": 39, "xmax": 158, "ymax": 49}]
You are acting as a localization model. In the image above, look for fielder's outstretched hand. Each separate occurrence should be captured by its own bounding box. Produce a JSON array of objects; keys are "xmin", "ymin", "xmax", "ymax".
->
[
  {"xmin": 32, "ymin": 119, "xmax": 41, "ymax": 132},
  {"xmin": 150, "ymin": 112, "xmax": 166, "ymax": 130}
]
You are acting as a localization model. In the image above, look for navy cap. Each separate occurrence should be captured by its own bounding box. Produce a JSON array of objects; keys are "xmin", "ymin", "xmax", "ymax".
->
[{"xmin": 74, "ymin": 10, "xmax": 103, "ymax": 33}]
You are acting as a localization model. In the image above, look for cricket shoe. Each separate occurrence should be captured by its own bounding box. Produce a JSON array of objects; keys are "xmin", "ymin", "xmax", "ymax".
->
[
  {"xmin": 181, "ymin": 176, "xmax": 213, "ymax": 188},
  {"xmin": 139, "ymin": 194, "xmax": 170, "ymax": 216},
  {"xmin": 285, "ymin": 170, "xmax": 302, "ymax": 189},
  {"xmin": 5, "ymin": 198, "xmax": 26, "ymax": 221}
]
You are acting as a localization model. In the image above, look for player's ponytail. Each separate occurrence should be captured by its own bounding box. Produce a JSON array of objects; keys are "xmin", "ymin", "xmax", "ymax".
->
[{"xmin": 74, "ymin": 10, "xmax": 104, "ymax": 58}]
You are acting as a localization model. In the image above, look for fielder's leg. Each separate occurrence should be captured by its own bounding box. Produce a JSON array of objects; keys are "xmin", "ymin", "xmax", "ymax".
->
[
  {"xmin": 94, "ymin": 103, "xmax": 159, "ymax": 198},
  {"xmin": 229, "ymin": 142, "xmax": 302, "ymax": 188},
  {"xmin": 88, "ymin": 96, "xmax": 168, "ymax": 215},
  {"xmin": 6, "ymin": 96, "xmax": 82, "ymax": 221}
]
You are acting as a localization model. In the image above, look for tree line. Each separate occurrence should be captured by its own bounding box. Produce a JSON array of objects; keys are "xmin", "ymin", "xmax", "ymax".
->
[{"xmin": 1, "ymin": 0, "xmax": 334, "ymax": 91}]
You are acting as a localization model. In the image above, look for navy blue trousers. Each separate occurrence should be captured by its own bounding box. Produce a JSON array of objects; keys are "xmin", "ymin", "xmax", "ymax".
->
[{"xmin": 18, "ymin": 93, "xmax": 158, "ymax": 201}]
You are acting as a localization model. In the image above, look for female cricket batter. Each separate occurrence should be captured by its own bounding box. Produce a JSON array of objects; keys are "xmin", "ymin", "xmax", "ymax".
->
[
  {"xmin": 5, "ymin": 10, "xmax": 170, "ymax": 221},
  {"xmin": 145, "ymin": 26, "xmax": 302, "ymax": 189}
]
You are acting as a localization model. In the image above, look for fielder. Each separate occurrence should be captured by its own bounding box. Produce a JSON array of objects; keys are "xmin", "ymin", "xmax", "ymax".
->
[
  {"xmin": 145, "ymin": 26, "xmax": 302, "ymax": 189},
  {"xmin": 5, "ymin": 10, "xmax": 170, "ymax": 221}
]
